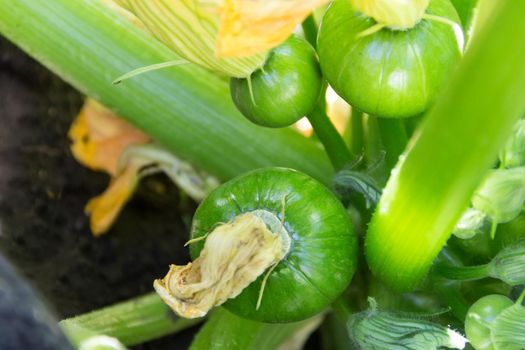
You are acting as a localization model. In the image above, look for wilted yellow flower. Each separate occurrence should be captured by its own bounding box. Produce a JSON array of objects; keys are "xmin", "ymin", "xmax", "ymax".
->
[
  {"xmin": 112, "ymin": 0, "xmax": 327, "ymax": 77},
  {"xmin": 68, "ymin": 99, "xmax": 150, "ymax": 176},
  {"xmin": 69, "ymin": 100, "xmax": 151, "ymax": 235},
  {"xmin": 69, "ymin": 100, "xmax": 219, "ymax": 236},
  {"xmin": 85, "ymin": 159, "xmax": 149, "ymax": 235}
]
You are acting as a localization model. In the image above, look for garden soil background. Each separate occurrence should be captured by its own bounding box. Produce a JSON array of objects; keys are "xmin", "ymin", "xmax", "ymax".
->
[{"xmin": 0, "ymin": 37, "xmax": 196, "ymax": 349}]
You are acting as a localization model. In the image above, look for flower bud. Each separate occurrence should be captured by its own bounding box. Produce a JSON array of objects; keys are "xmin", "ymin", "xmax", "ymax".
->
[
  {"xmin": 500, "ymin": 119, "xmax": 525, "ymax": 168},
  {"xmin": 488, "ymin": 239, "xmax": 525, "ymax": 286},
  {"xmin": 491, "ymin": 298, "xmax": 525, "ymax": 350},
  {"xmin": 472, "ymin": 167, "xmax": 525, "ymax": 224},
  {"xmin": 348, "ymin": 298, "xmax": 467, "ymax": 349},
  {"xmin": 453, "ymin": 208, "xmax": 488, "ymax": 239}
]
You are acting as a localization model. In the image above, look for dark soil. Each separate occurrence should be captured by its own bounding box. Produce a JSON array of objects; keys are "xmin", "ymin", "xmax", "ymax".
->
[{"xmin": 0, "ymin": 38, "xmax": 198, "ymax": 349}]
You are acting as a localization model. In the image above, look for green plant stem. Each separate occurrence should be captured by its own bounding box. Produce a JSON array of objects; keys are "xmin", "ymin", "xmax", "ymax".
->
[
  {"xmin": 377, "ymin": 117, "xmax": 408, "ymax": 170},
  {"xmin": 331, "ymin": 297, "xmax": 353, "ymax": 323},
  {"xmin": 0, "ymin": 0, "xmax": 332, "ymax": 184},
  {"xmin": 434, "ymin": 282, "xmax": 470, "ymax": 321},
  {"xmin": 345, "ymin": 108, "xmax": 364, "ymax": 156},
  {"xmin": 434, "ymin": 263, "xmax": 491, "ymax": 281},
  {"xmin": 307, "ymin": 105, "xmax": 355, "ymax": 170},
  {"xmin": 60, "ymin": 293, "xmax": 201, "ymax": 346},
  {"xmin": 365, "ymin": 0, "xmax": 525, "ymax": 292},
  {"xmin": 363, "ymin": 115, "xmax": 382, "ymax": 165},
  {"xmin": 301, "ymin": 14, "xmax": 318, "ymax": 49},
  {"xmin": 189, "ymin": 308, "xmax": 321, "ymax": 350}
]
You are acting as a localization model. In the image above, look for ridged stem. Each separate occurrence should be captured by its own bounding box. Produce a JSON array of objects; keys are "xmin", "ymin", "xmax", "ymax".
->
[
  {"xmin": 307, "ymin": 105, "xmax": 355, "ymax": 170},
  {"xmin": 60, "ymin": 293, "xmax": 201, "ymax": 347},
  {"xmin": 365, "ymin": 0, "xmax": 525, "ymax": 292}
]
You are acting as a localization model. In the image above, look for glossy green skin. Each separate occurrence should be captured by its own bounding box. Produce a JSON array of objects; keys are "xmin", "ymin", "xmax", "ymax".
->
[
  {"xmin": 317, "ymin": 0, "xmax": 461, "ymax": 118},
  {"xmin": 230, "ymin": 36, "xmax": 323, "ymax": 128},
  {"xmin": 465, "ymin": 295, "xmax": 513, "ymax": 350},
  {"xmin": 189, "ymin": 168, "xmax": 357, "ymax": 323}
]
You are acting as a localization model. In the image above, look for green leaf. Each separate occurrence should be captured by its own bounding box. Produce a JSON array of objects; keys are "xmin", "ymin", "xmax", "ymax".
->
[
  {"xmin": 450, "ymin": 0, "xmax": 478, "ymax": 29},
  {"xmin": 334, "ymin": 169, "xmax": 382, "ymax": 208},
  {"xmin": 365, "ymin": 0, "xmax": 525, "ymax": 292}
]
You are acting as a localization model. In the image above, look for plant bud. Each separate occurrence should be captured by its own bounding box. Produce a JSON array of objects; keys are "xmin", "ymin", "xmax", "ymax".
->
[
  {"xmin": 472, "ymin": 167, "xmax": 525, "ymax": 224},
  {"xmin": 453, "ymin": 208, "xmax": 488, "ymax": 239},
  {"xmin": 488, "ymin": 239, "xmax": 525, "ymax": 286},
  {"xmin": 491, "ymin": 299, "xmax": 525, "ymax": 350},
  {"xmin": 500, "ymin": 119, "xmax": 525, "ymax": 168},
  {"xmin": 348, "ymin": 298, "xmax": 467, "ymax": 349}
]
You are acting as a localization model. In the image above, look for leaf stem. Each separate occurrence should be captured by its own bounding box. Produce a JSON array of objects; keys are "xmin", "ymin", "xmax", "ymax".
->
[
  {"xmin": 346, "ymin": 108, "xmax": 364, "ymax": 155},
  {"xmin": 365, "ymin": 0, "xmax": 525, "ymax": 292},
  {"xmin": 60, "ymin": 293, "xmax": 202, "ymax": 346},
  {"xmin": 307, "ymin": 105, "xmax": 355, "ymax": 170}
]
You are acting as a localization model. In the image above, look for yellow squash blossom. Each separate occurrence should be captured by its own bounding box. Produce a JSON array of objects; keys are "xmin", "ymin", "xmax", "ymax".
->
[
  {"xmin": 217, "ymin": 0, "xmax": 329, "ymax": 57},
  {"xmin": 112, "ymin": 0, "xmax": 328, "ymax": 78}
]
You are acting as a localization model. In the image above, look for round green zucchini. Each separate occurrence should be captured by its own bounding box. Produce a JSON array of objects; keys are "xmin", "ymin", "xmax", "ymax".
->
[
  {"xmin": 465, "ymin": 294, "xmax": 513, "ymax": 350},
  {"xmin": 230, "ymin": 35, "xmax": 323, "ymax": 128},
  {"xmin": 187, "ymin": 167, "xmax": 357, "ymax": 322},
  {"xmin": 317, "ymin": 0, "xmax": 461, "ymax": 118}
]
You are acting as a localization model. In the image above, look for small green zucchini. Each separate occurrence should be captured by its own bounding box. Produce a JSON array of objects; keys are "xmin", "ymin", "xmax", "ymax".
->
[
  {"xmin": 154, "ymin": 167, "xmax": 357, "ymax": 323},
  {"xmin": 317, "ymin": 0, "xmax": 462, "ymax": 118},
  {"xmin": 230, "ymin": 36, "xmax": 323, "ymax": 128}
]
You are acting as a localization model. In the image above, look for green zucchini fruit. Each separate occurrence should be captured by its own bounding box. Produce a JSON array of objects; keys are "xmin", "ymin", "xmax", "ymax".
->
[{"xmin": 317, "ymin": 0, "xmax": 461, "ymax": 118}]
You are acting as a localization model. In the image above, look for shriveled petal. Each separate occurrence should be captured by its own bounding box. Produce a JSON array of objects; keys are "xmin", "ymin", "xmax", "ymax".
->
[
  {"xmin": 68, "ymin": 99, "xmax": 150, "ymax": 176},
  {"xmin": 85, "ymin": 160, "xmax": 147, "ymax": 236},
  {"xmin": 217, "ymin": 0, "xmax": 329, "ymax": 57},
  {"xmin": 154, "ymin": 212, "xmax": 286, "ymax": 318}
]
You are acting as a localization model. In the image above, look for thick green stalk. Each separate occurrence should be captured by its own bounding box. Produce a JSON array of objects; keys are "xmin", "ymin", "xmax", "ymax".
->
[
  {"xmin": 0, "ymin": 0, "xmax": 332, "ymax": 183},
  {"xmin": 190, "ymin": 308, "xmax": 322, "ymax": 350},
  {"xmin": 365, "ymin": 1, "xmax": 525, "ymax": 292},
  {"xmin": 308, "ymin": 105, "xmax": 355, "ymax": 170},
  {"xmin": 60, "ymin": 293, "xmax": 201, "ymax": 346}
]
